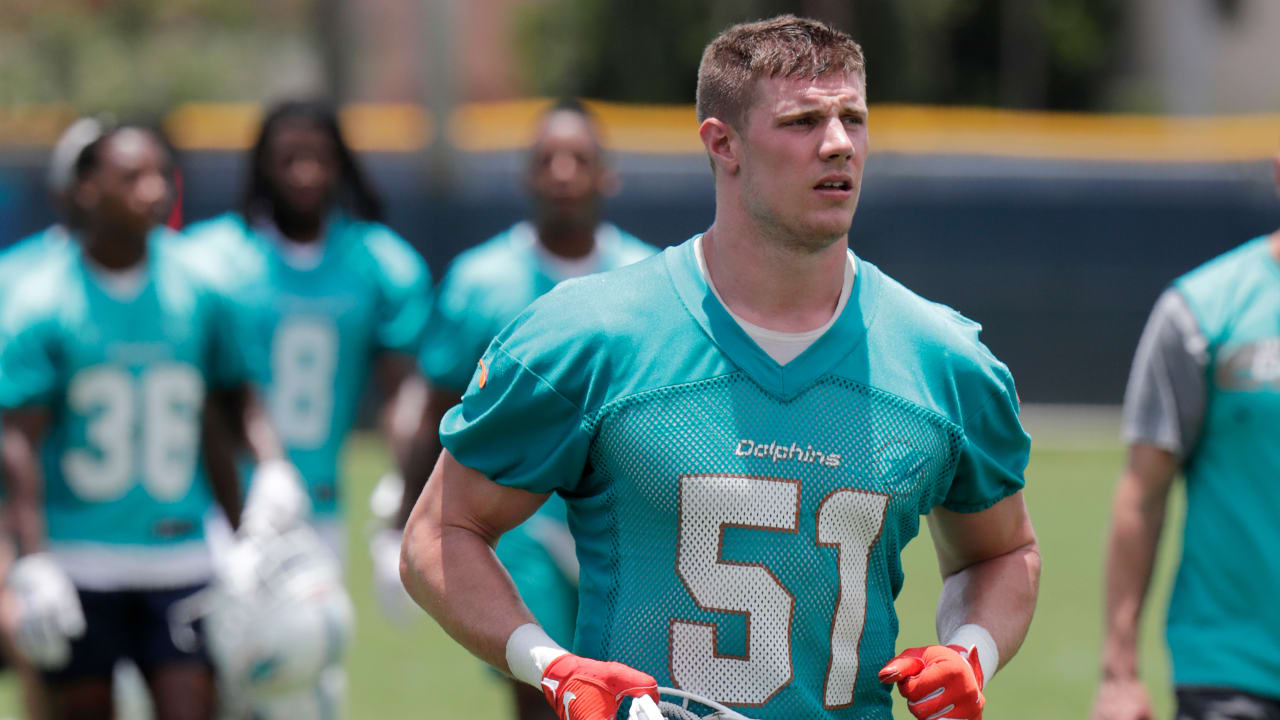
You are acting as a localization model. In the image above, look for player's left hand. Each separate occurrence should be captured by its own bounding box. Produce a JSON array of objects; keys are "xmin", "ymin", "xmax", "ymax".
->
[{"xmin": 879, "ymin": 644, "xmax": 985, "ymax": 720}]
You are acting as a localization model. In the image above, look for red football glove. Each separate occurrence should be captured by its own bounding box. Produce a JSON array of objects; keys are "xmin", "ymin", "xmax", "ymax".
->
[
  {"xmin": 540, "ymin": 654, "xmax": 661, "ymax": 720},
  {"xmin": 878, "ymin": 644, "xmax": 985, "ymax": 720}
]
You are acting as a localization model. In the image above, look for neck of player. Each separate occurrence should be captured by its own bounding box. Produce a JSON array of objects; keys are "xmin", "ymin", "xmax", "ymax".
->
[
  {"xmin": 535, "ymin": 221, "xmax": 596, "ymax": 259},
  {"xmin": 274, "ymin": 206, "xmax": 325, "ymax": 244},
  {"xmin": 702, "ymin": 221, "xmax": 847, "ymax": 334},
  {"xmin": 84, "ymin": 225, "xmax": 147, "ymax": 270}
]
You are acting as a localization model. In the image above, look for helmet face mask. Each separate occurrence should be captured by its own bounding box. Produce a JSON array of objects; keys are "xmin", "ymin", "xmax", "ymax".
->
[{"xmin": 654, "ymin": 687, "xmax": 760, "ymax": 720}]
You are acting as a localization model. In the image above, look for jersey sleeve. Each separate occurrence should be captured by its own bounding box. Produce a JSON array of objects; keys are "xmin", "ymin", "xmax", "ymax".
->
[
  {"xmin": 1120, "ymin": 288, "xmax": 1208, "ymax": 459},
  {"xmin": 365, "ymin": 226, "xmax": 433, "ymax": 357},
  {"xmin": 439, "ymin": 339, "xmax": 592, "ymax": 496},
  {"xmin": 0, "ymin": 311, "xmax": 59, "ymax": 410},
  {"xmin": 204, "ymin": 287, "xmax": 259, "ymax": 390},
  {"xmin": 419, "ymin": 266, "xmax": 498, "ymax": 393},
  {"xmin": 943, "ymin": 365, "xmax": 1029, "ymax": 513}
]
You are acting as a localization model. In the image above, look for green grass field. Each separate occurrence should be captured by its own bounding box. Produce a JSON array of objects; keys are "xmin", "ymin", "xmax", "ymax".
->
[{"xmin": 0, "ymin": 407, "xmax": 1187, "ymax": 719}]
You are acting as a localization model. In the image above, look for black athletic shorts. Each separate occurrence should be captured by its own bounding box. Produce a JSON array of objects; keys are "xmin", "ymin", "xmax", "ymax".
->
[
  {"xmin": 1176, "ymin": 687, "xmax": 1280, "ymax": 720},
  {"xmin": 41, "ymin": 584, "xmax": 211, "ymax": 685}
]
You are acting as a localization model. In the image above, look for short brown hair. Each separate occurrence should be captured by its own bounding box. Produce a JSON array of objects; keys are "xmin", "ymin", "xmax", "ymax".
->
[{"xmin": 696, "ymin": 15, "xmax": 866, "ymax": 130}]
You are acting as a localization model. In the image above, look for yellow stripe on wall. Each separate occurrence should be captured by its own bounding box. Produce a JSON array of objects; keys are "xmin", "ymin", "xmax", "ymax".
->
[{"xmin": 4, "ymin": 101, "xmax": 1277, "ymax": 162}]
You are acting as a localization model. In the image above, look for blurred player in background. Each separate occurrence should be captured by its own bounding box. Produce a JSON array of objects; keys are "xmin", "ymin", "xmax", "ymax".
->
[
  {"xmin": 182, "ymin": 99, "xmax": 431, "ymax": 716},
  {"xmin": 403, "ymin": 15, "xmax": 1040, "ymax": 720},
  {"xmin": 185, "ymin": 99, "xmax": 431, "ymax": 557},
  {"xmin": 390, "ymin": 98, "xmax": 656, "ymax": 719},
  {"xmin": 0, "ymin": 114, "xmax": 105, "ymax": 720},
  {"xmin": 1092, "ymin": 154, "xmax": 1280, "ymax": 719},
  {"xmin": 0, "ymin": 124, "xmax": 278, "ymax": 720}
]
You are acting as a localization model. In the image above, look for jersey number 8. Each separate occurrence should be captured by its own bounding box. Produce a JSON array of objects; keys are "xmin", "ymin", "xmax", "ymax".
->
[{"xmin": 269, "ymin": 317, "xmax": 338, "ymax": 449}]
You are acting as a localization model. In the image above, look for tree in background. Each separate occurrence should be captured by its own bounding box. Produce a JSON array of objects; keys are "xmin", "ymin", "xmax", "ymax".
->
[
  {"xmin": 514, "ymin": 0, "xmax": 1126, "ymax": 111},
  {"xmin": 0, "ymin": 0, "xmax": 322, "ymax": 117}
]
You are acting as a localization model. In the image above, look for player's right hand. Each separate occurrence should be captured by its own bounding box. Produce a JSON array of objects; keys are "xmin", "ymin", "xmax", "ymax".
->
[
  {"xmin": 539, "ymin": 654, "xmax": 663, "ymax": 720},
  {"xmin": 1090, "ymin": 676, "xmax": 1154, "ymax": 720},
  {"xmin": 6, "ymin": 553, "xmax": 86, "ymax": 669}
]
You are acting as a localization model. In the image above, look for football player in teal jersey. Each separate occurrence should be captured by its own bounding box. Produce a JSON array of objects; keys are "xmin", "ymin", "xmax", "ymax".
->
[
  {"xmin": 402, "ymin": 15, "xmax": 1040, "ymax": 720},
  {"xmin": 0, "ymin": 125, "xmax": 279, "ymax": 720},
  {"xmin": 1092, "ymin": 156, "xmax": 1280, "ymax": 720},
  {"xmin": 184, "ymin": 100, "xmax": 432, "ymax": 559},
  {"xmin": 399, "ymin": 98, "xmax": 657, "ymax": 720},
  {"xmin": 0, "ymin": 115, "xmax": 105, "ymax": 720},
  {"xmin": 182, "ymin": 101, "xmax": 429, "ymax": 716}
]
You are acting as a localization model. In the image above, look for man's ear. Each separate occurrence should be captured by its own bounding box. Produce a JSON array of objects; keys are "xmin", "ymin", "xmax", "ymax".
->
[{"xmin": 699, "ymin": 118, "xmax": 740, "ymax": 176}]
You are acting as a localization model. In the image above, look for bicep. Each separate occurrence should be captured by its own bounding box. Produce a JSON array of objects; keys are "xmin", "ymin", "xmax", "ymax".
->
[
  {"xmin": 928, "ymin": 491, "xmax": 1036, "ymax": 577},
  {"xmin": 415, "ymin": 449, "xmax": 548, "ymax": 546}
]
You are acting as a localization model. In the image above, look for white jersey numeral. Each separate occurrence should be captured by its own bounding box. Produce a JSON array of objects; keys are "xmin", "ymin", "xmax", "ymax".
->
[
  {"xmin": 269, "ymin": 317, "xmax": 338, "ymax": 449},
  {"xmin": 142, "ymin": 366, "xmax": 206, "ymax": 501},
  {"xmin": 670, "ymin": 475, "xmax": 888, "ymax": 708},
  {"xmin": 62, "ymin": 365, "xmax": 205, "ymax": 502},
  {"xmin": 816, "ymin": 489, "xmax": 890, "ymax": 708},
  {"xmin": 671, "ymin": 475, "xmax": 798, "ymax": 705}
]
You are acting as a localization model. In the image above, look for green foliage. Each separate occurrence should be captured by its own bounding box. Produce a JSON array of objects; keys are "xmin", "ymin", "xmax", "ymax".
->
[
  {"xmin": 0, "ymin": 0, "xmax": 316, "ymax": 116},
  {"xmin": 514, "ymin": 0, "xmax": 1127, "ymax": 110}
]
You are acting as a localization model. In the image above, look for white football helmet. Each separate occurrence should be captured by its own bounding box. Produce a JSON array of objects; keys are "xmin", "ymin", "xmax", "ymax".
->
[{"xmin": 171, "ymin": 524, "xmax": 353, "ymax": 716}]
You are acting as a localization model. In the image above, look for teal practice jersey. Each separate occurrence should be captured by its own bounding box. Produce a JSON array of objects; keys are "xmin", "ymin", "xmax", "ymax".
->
[
  {"xmin": 1165, "ymin": 237, "xmax": 1280, "ymax": 698},
  {"xmin": 422, "ymin": 221, "xmax": 656, "ymax": 647},
  {"xmin": 420, "ymin": 221, "xmax": 656, "ymax": 392},
  {"xmin": 183, "ymin": 212, "xmax": 431, "ymax": 517},
  {"xmin": 442, "ymin": 237, "xmax": 1029, "ymax": 718},
  {"xmin": 0, "ymin": 225, "xmax": 73, "ymax": 290},
  {"xmin": 0, "ymin": 225, "xmax": 74, "ymax": 471},
  {"xmin": 0, "ymin": 234, "xmax": 250, "ymax": 589}
]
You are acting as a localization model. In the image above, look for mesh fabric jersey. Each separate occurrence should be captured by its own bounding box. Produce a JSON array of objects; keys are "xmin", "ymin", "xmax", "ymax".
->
[
  {"xmin": 0, "ymin": 233, "xmax": 250, "ymax": 589},
  {"xmin": 182, "ymin": 212, "xmax": 432, "ymax": 518},
  {"xmin": 443, "ymin": 237, "xmax": 1029, "ymax": 718},
  {"xmin": 421, "ymin": 221, "xmax": 656, "ymax": 646}
]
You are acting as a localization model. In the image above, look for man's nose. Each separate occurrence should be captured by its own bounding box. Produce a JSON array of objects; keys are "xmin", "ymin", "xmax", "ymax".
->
[{"xmin": 819, "ymin": 117, "xmax": 854, "ymax": 161}]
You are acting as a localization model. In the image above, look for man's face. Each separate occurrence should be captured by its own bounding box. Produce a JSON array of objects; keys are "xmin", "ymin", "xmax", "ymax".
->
[
  {"xmin": 264, "ymin": 120, "xmax": 339, "ymax": 220},
  {"xmin": 528, "ymin": 110, "xmax": 609, "ymax": 230},
  {"xmin": 736, "ymin": 72, "xmax": 868, "ymax": 251},
  {"xmin": 81, "ymin": 128, "xmax": 172, "ymax": 239}
]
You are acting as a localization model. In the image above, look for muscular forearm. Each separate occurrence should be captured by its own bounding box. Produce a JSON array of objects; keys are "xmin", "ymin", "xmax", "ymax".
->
[
  {"xmin": 400, "ymin": 451, "xmax": 546, "ymax": 672},
  {"xmin": 401, "ymin": 516, "xmax": 536, "ymax": 671},
  {"xmin": 0, "ymin": 432, "xmax": 46, "ymax": 556},
  {"xmin": 201, "ymin": 398, "xmax": 244, "ymax": 529},
  {"xmin": 1100, "ymin": 469, "xmax": 1170, "ymax": 677},
  {"xmin": 936, "ymin": 539, "xmax": 1041, "ymax": 674}
]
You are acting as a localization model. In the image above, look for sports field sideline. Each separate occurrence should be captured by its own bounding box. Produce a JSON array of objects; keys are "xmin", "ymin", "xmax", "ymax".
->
[{"xmin": 0, "ymin": 406, "xmax": 1183, "ymax": 719}]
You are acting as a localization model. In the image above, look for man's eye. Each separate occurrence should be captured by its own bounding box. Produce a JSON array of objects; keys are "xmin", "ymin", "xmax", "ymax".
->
[
  {"xmin": 843, "ymin": 116, "xmax": 865, "ymax": 126},
  {"xmin": 788, "ymin": 117, "xmax": 815, "ymax": 127}
]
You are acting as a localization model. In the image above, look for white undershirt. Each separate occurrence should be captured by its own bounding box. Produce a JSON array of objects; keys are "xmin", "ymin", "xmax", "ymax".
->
[
  {"xmin": 85, "ymin": 257, "xmax": 149, "ymax": 302},
  {"xmin": 258, "ymin": 218, "xmax": 326, "ymax": 270},
  {"xmin": 511, "ymin": 221, "xmax": 614, "ymax": 281},
  {"xmin": 695, "ymin": 235, "xmax": 856, "ymax": 365}
]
